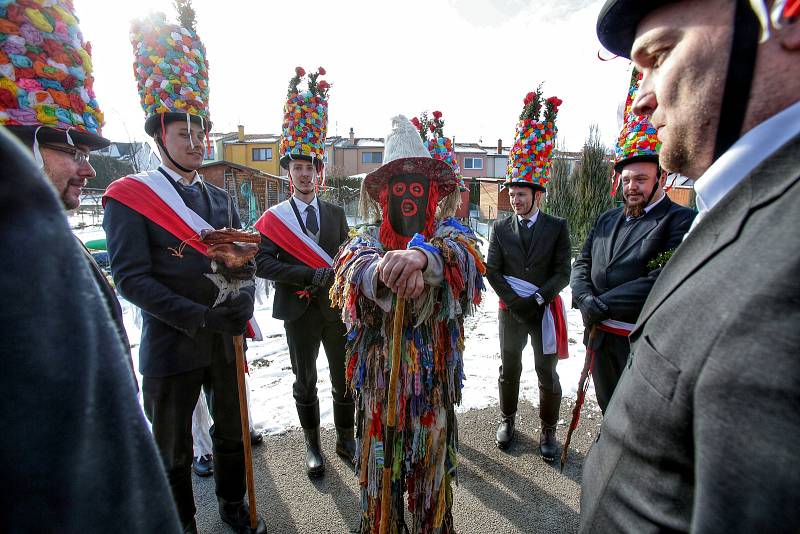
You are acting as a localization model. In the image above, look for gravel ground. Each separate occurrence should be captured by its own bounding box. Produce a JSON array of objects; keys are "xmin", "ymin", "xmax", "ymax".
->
[{"xmin": 193, "ymin": 398, "xmax": 603, "ymax": 533}]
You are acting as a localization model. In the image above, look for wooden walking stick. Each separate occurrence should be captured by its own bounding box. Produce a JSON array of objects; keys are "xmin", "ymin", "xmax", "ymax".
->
[
  {"xmin": 379, "ymin": 296, "xmax": 406, "ymax": 534},
  {"xmin": 234, "ymin": 333, "xmax": 260, "ymax": 531},
  {"xmin": 560, "ymin": 325, "xmax": 598, "ymax": 472}
]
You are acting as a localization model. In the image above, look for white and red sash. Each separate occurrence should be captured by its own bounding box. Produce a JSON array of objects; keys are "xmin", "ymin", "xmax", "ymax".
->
[
  {"xmin": 103, "ymin": 169, "xmax": 261, "ymax": 340},
  {"xmin": 499, "ymin": 275, "xmax": 569, "ymax": 359},
  {"xmin": 253, "ymin": 199, "xmax": 333, "ymax": 269},
  {"xmin": 598, "ymin": 319, "xmax": 634, "ymax": 337}
]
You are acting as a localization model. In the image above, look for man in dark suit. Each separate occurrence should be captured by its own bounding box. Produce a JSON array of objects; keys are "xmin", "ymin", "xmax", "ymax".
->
[
  {"xmin": 1, "ymin": 125, "xmax": 181, "ymax": 533},
  {"xmin": 255, "ymin": 156, "xmax": 354, "ymax": 478},
  {"xmin": 571, "ymin": 97, "xmax": 696, "ymax": 412},
  {"xmin": 581, "ymin": 1, "xmax": 800, "ymax": 532},
  {"xmin": 104, "ymin": 115, "xmax": 262, "ymax": 534},
  {"xmin": 486, "ymin": 182, "xmax": 571, "ymax": 460}
]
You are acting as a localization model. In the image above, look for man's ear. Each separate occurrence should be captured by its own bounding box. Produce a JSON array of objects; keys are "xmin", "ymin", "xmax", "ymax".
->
[{"xmin": 780, "ymin": 15, "xmax": 800, "ymax": 51}]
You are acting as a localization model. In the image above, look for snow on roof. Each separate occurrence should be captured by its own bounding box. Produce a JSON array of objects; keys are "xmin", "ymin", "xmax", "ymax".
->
[
  {"xmin": 454, "ymin": 143, "xmax": 487, "ymax": 154},
  {"xmin": 357, "ymin": 139, "xmax": 384, "ymax": 148}
]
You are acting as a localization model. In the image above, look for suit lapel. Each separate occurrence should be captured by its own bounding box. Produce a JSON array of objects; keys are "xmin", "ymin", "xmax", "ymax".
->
[
  {"xmin": 317, "ymin": 200, "xmax": 334, "ymax": 255},
  {"xmin": 526, "ymin": 213, "xmax": 548, "ymax": 263},
  {"xmin": 633, "ymin": 133, "xmax": 800, "ymax": 335}
]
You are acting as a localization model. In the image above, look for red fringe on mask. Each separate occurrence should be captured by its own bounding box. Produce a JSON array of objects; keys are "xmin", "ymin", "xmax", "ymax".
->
[{"xmin": 378, "ymin": 181, "xmax": 440, "ymax": 251}]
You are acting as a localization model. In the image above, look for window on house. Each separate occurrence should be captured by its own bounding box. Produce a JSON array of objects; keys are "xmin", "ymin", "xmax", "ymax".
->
[
  {"xmin": 463, "ymin": 157, "xmax": 483, "ymax": 170},
  {"xmin": 362, "ymin": 152, "xmax": 383, "ymax": 164},
  {"xmin": 252, "ymin": 148, "xmax": 273, "ymax": 161},
  {"xmin": 204, "ymin": 145, "xmax": 215, "ymax": 160}
]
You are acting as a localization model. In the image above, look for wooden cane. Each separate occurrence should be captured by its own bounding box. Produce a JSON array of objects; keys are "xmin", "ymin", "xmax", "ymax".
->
[
  {"xmin": 234, "ymin": 334, "xmax": 259, "ymax": 531},
  {"xmin": 379, "ymin": 296, "xmax": 405, "ymax": 534}
]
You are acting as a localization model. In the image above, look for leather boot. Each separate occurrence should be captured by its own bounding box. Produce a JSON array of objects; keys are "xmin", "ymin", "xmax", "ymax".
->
[
  {"xmin": 304, "ymin": 427, "xmax": 325, "ymax": 478},
  {"xmin": 496, "ymin": 380, "xmax": 520, "ymax": 450},
  {"xmin": 335, "ymin": 426, "xmax": 357, "ymax": 466},
  {"xmin": 539, "ymin": 389, "xmax": 562, "ymax": 461},
  {"xmin": 539, "ymin": 425, "xmax": 558, "ymax": 462},
  {"xmin": 218, "ymin": 497, "xmax": 268, "ymax": 533},
  {"xmin": 496, "ymin": 414, "xmax": 516, "ymax": 450}
]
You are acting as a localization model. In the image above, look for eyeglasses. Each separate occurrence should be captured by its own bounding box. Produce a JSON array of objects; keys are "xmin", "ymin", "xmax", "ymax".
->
[{"xmin": 41, "ymin": 143, "xmax": 91, "ymax": 165}]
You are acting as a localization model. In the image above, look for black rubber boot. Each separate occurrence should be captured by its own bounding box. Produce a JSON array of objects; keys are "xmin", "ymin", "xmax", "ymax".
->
[
  {"xmin": 335, "ymin": 426, "xmax": 357, "ymax": 466},
  {"xmin": 496, "ymin": 380, "xmax": 520, "ymax": 450},
  {"xmin": 304, "ymin": 427, "xmax": 325, "ymax": 478},
  {"xmin": 213, "ymin": 450, "xmax": 246, "ymax": 506},
  {"xmin": 539, "ymin": 425, "xmax": 558, "ymax": 462},
  {"xmin": 218, "ymin": 498, "xmax": 268, "ymax": 533}
]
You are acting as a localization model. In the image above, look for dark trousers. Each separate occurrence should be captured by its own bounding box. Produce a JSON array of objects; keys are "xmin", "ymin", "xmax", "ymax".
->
[
  {"xmin": 498, "ymin": 308, "xmax": 561, "ymax": 424},
  {"xmin": 284, "ymin": 302, "xmax": 354, "ymax": 430},
  {"xmin": 589, "ymin": 331, "xmax": 631, "ymax": 413},
  {"xmin": 142, "ymin": 336, "xmax": 244, "ymax": 528}
]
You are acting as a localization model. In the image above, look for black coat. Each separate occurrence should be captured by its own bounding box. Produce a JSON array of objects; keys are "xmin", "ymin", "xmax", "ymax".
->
[
  {"xmin": 256, "ymin": 198, "xmax": 348, "ymax": 322},
  {"xmin": 571, "ymin": 196, "xmax": 696, "ymax": 325},
  {"xmin": 486, "ymin": 211, "xmax": 572, "ymax": 305},
  {"xmin": 0, "ymin": 127, "xmax": 180, "ymax": 532},
  {"xmin": 103, "ymin": 171, "xmax": 254, "ymax": 378},
  {"xmin": 580, "ymin": 134, "xmax": 800, "ymax": 533}
]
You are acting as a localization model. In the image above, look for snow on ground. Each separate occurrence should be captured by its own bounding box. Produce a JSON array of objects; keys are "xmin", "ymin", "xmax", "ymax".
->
[{"xmin": 80, "ymin": 224, "xmax": 594, "ymax": 436}]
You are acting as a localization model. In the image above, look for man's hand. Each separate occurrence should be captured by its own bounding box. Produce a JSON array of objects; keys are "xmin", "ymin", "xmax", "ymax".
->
[
  {"xmin": 577, "ymin": 295, "xmax": 609, "ymax": 327},
  {"xmin": 377, "ymin": 249, "xmax": 427, "ymax": 299},
  {"xmin": 203, "ymin": 292, "xmax": 254, "ymax": 335}
]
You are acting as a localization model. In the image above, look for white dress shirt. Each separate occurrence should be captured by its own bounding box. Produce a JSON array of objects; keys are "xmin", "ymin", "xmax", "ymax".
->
[
  {"xmin": 517, "ymin": 208, "xmax": 540, "ymax": 228},
  {"xmin": 159, "ymin": 165, "xmax": 202, "ymax": 186},
  {"xmin": 292, "ymin": 195, "xmax": 320, "ymax": 235}
]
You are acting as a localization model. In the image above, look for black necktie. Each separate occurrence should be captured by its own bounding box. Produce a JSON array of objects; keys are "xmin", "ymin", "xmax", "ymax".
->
[{"xmin": 305, "ymin": 205, "xmax": 319, "ymax": 235}]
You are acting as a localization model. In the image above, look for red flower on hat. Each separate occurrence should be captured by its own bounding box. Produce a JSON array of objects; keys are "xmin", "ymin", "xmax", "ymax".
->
[
  {"xmin": 318, "ymin": 66, "xmax": 326, "ymax": 75},
  {"xmin": 429, "ymin": 123, "xmax": 435, "ymax": 132},
  {"xmin": 524, "ymin": 92, "xmax": 535, "ymax": 105},
  {"xmin": 432, "ymin": 111, "xmax": 442, "ymax": 119},
  {"xmin": 318, "ymin": 80, "xmax": 330, "ymax": 91},
  {"xmin": 295, "ymin": 66, "xmax": 305, "ymax": 77},
  {"xmin": 546, "ymin": 96, "xmax": 563, "ymax": 108},
  {"xmin": 410, "ymin": 117, "xmax": 421, "ymax": 128}
]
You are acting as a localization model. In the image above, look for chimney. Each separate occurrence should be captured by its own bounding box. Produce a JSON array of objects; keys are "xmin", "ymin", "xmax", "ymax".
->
[
  {"xmin": 497, "ymin": 138, "xmax": 503, "ymax": 154},
  {"xmin": 349, "ymin": 127, "xmax": 354, "ymax": 144},
  {"xmin": 237, "ymin": 124, "xmax": 244, "ymax": 142}
]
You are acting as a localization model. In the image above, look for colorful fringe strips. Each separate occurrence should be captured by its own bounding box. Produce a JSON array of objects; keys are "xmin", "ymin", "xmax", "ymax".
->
[{"xmin": 330, "ymin": 218, "xmax": 485, "ymax": 534}]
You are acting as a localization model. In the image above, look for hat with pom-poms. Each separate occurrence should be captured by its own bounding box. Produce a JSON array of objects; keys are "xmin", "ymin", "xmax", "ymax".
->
[
  {"xmin": 0, "ymin": 0, "xmax": 109, "ymax": 150},
  {"xmin": 279, "ymin": 66, "xmax": 330, "ymax": 169},
  {"xmin": 130, "ymin": 3, "xmax": 211, "ymax": 137},
  {"xmin": 613, "ymin": 67, "xmax": 659, "ymax": 172},
  {"xmin": 411, "ymin": 110, "xmax": 467, "ymax": 192},
  {"xmin": 505, "ymin": 85, "xmax": 562, "ymax": 191}
]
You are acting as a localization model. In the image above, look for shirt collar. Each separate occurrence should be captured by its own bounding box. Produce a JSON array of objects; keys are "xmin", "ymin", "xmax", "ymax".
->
[
  {"xmin": 695, "ymin": 100, "xmax": 800, "ymax": 214},
  {"xmin": 160, "ymin": 165, "xmax": 201, "ymax": 186},
  {"xmin": 293, "ymin": 195, "xmax": 319, "ymax": 212},
  {"xmin": 517, "ymin": 209, "xmax": 540, "ymax": 227},
  {"xmin": 626, "ymin": 191, "xmax": 667, "ymax": 221}
]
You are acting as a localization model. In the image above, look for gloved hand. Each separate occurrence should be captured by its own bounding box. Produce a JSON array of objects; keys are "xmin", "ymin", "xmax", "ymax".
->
[
  {"xmin": 507, "ymin": 296, "xmax": 541, "ymax": 323},
  {"xmin": 577, "ymin": 294, "xmax": 609, "ymax": 327},
  {"xmin": 215, "ymin": 259, "xmax": 256, "ymax": 281},
  {"xmin": 203, "ymin": 292, "xmax": 254, "ymax": 334},
  {"xmin": 311, "ymin": 267, "xmax": 334, "ymax": 288}
]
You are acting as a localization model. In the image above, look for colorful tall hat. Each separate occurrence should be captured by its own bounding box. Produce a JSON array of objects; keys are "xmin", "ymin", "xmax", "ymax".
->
[
  {"xmin": 130, "ymin": 10, "xmax": 210, "ymax": 137},
  {"xmin": 0, "ymin": 0, "xmax": 108, "ymax": 150},
  {"xmin": 505, "ymin": 85, "xmax": 562, "ymax": 191},
  {"xmin": 364, "ymin": 115, "xmax": 456, "ymax": 203},
  {"xmin": 279, "ymin": 66, "xmax": 330, "ymax": 169},
  {"xmin": 411, "ymin": 111, "xmax": 467, "ymax": 192},
  {"xmin": 614, "ymin": 67, "xmax": 660, "ymax": 172}
]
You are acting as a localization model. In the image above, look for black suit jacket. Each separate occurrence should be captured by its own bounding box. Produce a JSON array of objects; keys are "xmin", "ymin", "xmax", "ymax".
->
[
  {"xmin": 256, "ymin": 198, "xmax": 349, "ymax": 322},
  {"xmin": 580, "ymin": 134, "xmax": 800, "ymax": 533},
  {"xmin": 486, "ymin": 211, "xmax": 572, "ymax": 306},
  {"xmin": 571, "ymin": 196, "xmax": 696, "ymax": 324},
  {"xmin": 0, "ymin": 128, "xmax": 180, "ymax": 532},
  {"xmin": 103, "ymin": 170, "xmax": 254, "ymax": 378}
]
